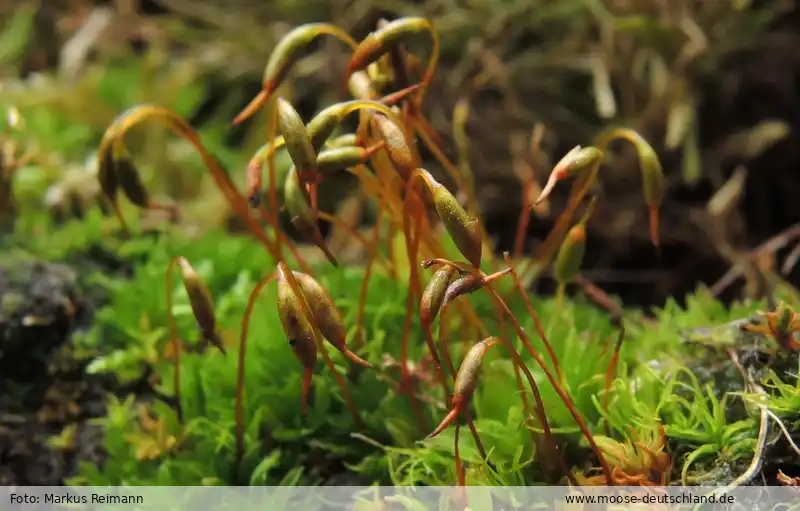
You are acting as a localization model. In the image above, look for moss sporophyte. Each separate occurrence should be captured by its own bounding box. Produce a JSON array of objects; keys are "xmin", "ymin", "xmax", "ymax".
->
[{"xmin": 71, "ymin": 15, "xmax": 800, "ymax": 493}]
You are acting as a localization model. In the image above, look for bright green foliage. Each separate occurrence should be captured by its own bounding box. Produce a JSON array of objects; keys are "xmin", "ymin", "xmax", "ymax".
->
[{"xmin": 48, "ymin": 224, "xmax": 796, "ymax": 487}]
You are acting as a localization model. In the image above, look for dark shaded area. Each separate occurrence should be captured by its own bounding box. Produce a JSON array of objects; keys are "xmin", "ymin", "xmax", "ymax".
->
[{"xmin": 0, "ymin": 249, "xmax": 156, "ymax": 485}]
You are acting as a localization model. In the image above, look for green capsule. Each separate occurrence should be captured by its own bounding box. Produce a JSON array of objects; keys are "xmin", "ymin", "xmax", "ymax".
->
[
  {"xmin": 276, "ymin": 98, "xmax": 317, "ymax": 186},
  {"xmin": 283, "ymin": 166, "xmax": 338, "ymax": 267},
  {"xmin": 554, "ymin": 224, "xmax": 586, "ymax": 285},
  {"xmin": 428, "ymin": 337, "xmax": 500, "ymax": 439},
  {"xmin": 233, "ymin": 23, "xmax": 357, "ymax": 125},
  {"xmin": 535, "ymin": 145, "xmax": 604, "ymax": 206},
  {"xmin": 420, "ymin": 266, "xmax": 458, "ymax": 323},
  {"xmin": 424, "ymin": 170, "xmax": 482, "ymax": 269},
  {"xmin": 315, "ymin": 143, "xmax": 384, "ymax": 174},
  {"xmin": 595, "ymin": 128, "xmax": 667, "ymax": 248},
  {"xmin": 346, "ymin": 17, "xmax": 433, "ymax": 77}
]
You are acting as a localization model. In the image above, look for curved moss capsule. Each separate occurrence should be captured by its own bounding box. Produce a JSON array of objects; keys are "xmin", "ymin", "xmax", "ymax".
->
[
  {"xmin": 276, "ymin": 98, "xmax": 317, "ymax": 186},
  {"xmin": 420, "ymin": 266, "xmax": 458, "ymax": 324},
  {"xmin": 443, "ymin": 273, "xmax": 484, "ymax": 307},
  {"xmin": 371, "ymin": 114, "xmax": 414, "ymax": 179},
  {"xmin": 631, "ymin": 132, "xmax": 665, "ymax": 248},
  {"xmin": 554, "ymin": 224, "xmax": 586, "ymax": 285},
  {"xmin": 346, "ymin": 17, "xmax": 431, "ymax": 79},
  {"xmin": 115, "ymin": 154, "xmax": 150, "ymax": 208},
  {"xmin": 283, "ymin": 166, "xmax": 338, "ymax": 267},
  {"xmin": 424, "ymin": 172, "xmax": 482, "ymax": 269},
  {"xmin": 535, "ymin": 145, "xmax": 604, "ymax": 206},
  {"xmin": 277, "ymin": 268, "xmax": 318, "ymax": 416},
  {"xmin": 277, "ymin": 272, "xmax": 318, "ymax": 370},
  {"xmin": 233, "ymin": 23, "xmax": 356, "ymax": 125},
  {"xmin": 292, "ymin": 271, "xmax": 372, "ymax": 368},
  {"xmin": 326, "ymin": 133, "xmax": 358, "ymax": 148},
  {"xmin": 428, "ymin": 337, "xmax": 500, "ymax": 438},
  {"xmin": 348, "ymin": 70, "xmax": 378, "ymax": 100},
  {"xmin": 315, "ymin": 142, "xmax": 385, "ymax": 174},
  {"xmin": 245, "ymin": 158, "xmax": 263, "ymax": 209},
  {"xmin": 97, "ymin": 145, "xmax": 119, "ymax": 203},
  {"xmin": 265, "ymin": 25, "xmax": 336, "ymax": 96},
  {"xmin": 177, "ymin": 258, "xmax": 225, "ymax": 355},
  {"xmin": 305, "ymin": 91, "xmax": 419, "ymax": 154}
]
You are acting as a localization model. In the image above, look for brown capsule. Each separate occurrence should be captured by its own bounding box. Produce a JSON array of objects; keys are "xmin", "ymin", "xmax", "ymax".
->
[
  {"xmin": 554, "ymin": 224, "xmax": 586, "ymax": 285},
  {"xmin": 245, "ymin": 159, "xmax": 263, "ymax": 209},
  {"xmin": 283, "ymin": 166, "xmax": 338, "ymax": 267},
  {"xmin": 420, "ymin": 265, "xmax": 457, "ymax": 324},
  {"xmin": 177, "ymin": 258, "xmax": 225, "ymax": 355},
  {"xmin": 371, "ymin": 114, "xmax": 414, "ymax": 179},
  {"xmin": 67, "ymin": 190, "xmax": 85, "ymax": 220},
  {"xmin": 277, "ymin": 271, "xmax": 318, "ymax": 370},
  {"xmin": 443, "ymin": 273, "xmax": 485, "ymax": 307},
  {"xmin": 97, "ymin": 145, "xmax": 119, "ymax": 203},
  {"xmin": 115, "ymin": 154, "xmax": 150, "ymax": 208},
  {"xmin": 292, "ymin": 271, "xmax": 372, "ymax": 368},
  {"xmin": 535, "ymin": 145, "xmax": 604, "ymax": 206},
  {"xmin": 428, "ymin": 337, "xmax": 500, "ymax": 438},
  {"xmin": 277, "ymin": 267, "xmax": 318, "ymax": 416}
]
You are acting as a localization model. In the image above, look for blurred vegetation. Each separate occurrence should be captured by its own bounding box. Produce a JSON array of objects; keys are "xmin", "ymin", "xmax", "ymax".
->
[{"xmin": 2, "ymin": 1, "xmax": 797, "ymax": 252}]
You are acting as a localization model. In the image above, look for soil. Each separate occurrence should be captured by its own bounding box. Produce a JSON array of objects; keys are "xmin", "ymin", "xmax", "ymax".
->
[{"xmin": 0, "ymin": 247, "xmax": 156, "ymax": 485}]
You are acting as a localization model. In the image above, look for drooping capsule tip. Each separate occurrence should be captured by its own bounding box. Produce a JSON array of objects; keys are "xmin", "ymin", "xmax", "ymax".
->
[
  {"xmin": 382, "ymin": 82, "xmax": 424, "ymax": 105},
  {"xmin": 324, "ymin": 250, "xmax": 340, "ymax": 268},
  {"xmin": 343, "ymin": 347, "xmax": 373, "ymax": 369},
  {"xmin": 249, "ymin": 192, "xmax": 261, "ymax": 209},
  {"xmin": 534, "ymin": 174, "xmax": 559, "ymax": 207},
  {"xmin": 648, "ymin": 205, "xmax": 660, "ymax": 249},
  {"xmin": 361, "ymin": 140, "xmax": 386, "ymax": 160},
  {"xmin": 232, "ymin": 88, "xmax": 269, "ymax": 126},
  {"xmin": 301, "ymin": 368, "xmax": 313, "ymax": 417},
  {"xmin": 427, "ymin": 405, "xmax": 461, "ymax": 439}
]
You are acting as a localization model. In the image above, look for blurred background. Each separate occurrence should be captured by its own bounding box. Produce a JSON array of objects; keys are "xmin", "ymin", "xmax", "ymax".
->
[{"xmin": 2, "ymin": 0, "xmax": 800, "ymax": 308}]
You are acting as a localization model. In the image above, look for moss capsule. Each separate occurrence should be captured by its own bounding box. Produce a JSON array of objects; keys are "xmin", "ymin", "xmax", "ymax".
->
[
  {"xmin": 535, "ymin": 145, "xmax": 604, "ymax": 206},
  {"xmin": 371, "ymin": 114, "xmax": 414, "ymax": 179},
  {"xmin": 277, "ymin": 267, "xmax": 318, "ymax": 416},
  {"xmin": 115, "ymin": 154, "xmax": 149, "ymax": 208},
  {"xmin": 276, "ymin": 98, "xmax": 318, "ymax": 189},
  {"xmin": 420, "ymin": 265, "xmax": 458, "ymax": 324},
  {"xmin": 283, "ymin": 166, "xmax": 338, "ymax": 267},
  {"xmin": 177, "ymin": 258, "xmax": 224, "ymax": 355},
  {"xmin": 292, "ymin": 271, "xmax": 372, "ymax": 368},
  {"xmin": 554, "ymin": 224, "xmax": 586, "ymax": 285},
  {"xmin": 426, "ymin": 173, "xmax": 482, "ymax": 269},
  {"xmin": 428, "ymin": 337, "xmax": 500, "ymax": 438}
]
